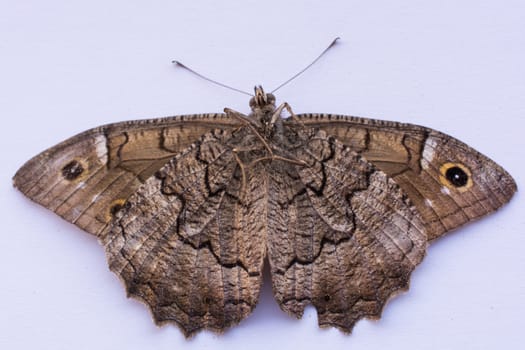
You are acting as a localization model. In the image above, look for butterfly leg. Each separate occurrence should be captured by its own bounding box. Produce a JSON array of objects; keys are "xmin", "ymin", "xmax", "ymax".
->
[
  {"xmin": 224, "ymin": 108, "xmax": 258, "ymax": 126},
  {"xmin": 232, "ymin": 150, "xmax": 248, "ymax": 197},
  {"xmin": 270, "ymin": 102, "xmax": 305, "ymax": 128}
]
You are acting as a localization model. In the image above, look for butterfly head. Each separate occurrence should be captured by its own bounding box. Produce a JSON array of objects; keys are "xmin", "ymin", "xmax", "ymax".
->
[{"xmin": 250, "ymin": 86, "xmax": 276, "ymax": 114}]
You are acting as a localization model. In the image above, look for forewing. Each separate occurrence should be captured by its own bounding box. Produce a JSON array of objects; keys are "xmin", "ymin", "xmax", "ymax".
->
[
  {"xmin": 103, "ymin": 129, "xmax": 266, "ymax": 337},
  {"xmin": 13, "ymin": 113, "xmax": 238, "ymax": 237},
  {"xmin": 293, "ymin": 114, "xmax": 516, "ymax": 241},
  {"xmin": 268, "ymin": 130, "xmax": 427, "ymax": 332}
]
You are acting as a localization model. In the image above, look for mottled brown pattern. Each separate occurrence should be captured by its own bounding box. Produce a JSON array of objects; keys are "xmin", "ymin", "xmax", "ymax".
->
[{"xmin": 13, "ymin": 87, "xmax": 515, "ymax": 337}]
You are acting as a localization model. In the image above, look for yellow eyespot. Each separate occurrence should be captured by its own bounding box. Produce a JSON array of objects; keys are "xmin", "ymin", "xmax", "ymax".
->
[
  {"xmin": 439, "ymin": 162, "xmax": 472, "ymax": 192},
  {"xmin": 106, "ymin": 198, "xmax": 127, "ymax": 221}
]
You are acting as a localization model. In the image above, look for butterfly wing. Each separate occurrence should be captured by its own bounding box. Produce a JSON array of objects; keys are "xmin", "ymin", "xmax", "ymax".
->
[
  {"xmin": 293, "ymin": 114, "xmax": 516, "ymax": 241},
  {"xmin": 268, "ymin": 129, "xmax": 427, "ymax": 332},
  {"xmin": 13, "ymin": 113, "xmax": 239, "ymax": 237},
  {"xmin": 103, "ymin": 128, "xmax": 266, "ymax": 337}
]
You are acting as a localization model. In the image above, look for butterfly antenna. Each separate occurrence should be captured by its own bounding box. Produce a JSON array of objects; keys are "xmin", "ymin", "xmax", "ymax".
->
[
  {"xmin": 271, "ymin": 37, "xmax": 340, "ymax": 94},
  {"xmin": 172, "ymin": 60, "xmax": 253, "ymax": 96}
]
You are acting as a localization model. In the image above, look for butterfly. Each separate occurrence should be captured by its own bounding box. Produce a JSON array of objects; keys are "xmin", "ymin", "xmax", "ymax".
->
[{"xmin": 13, "ymin": 85, "xmax": 516, "ymax": 337}]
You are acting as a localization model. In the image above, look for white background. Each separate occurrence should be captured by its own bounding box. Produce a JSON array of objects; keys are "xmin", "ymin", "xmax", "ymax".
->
[{"xmin": 1, "ymin": 1, "xmax": 524, "ymax": 349}]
